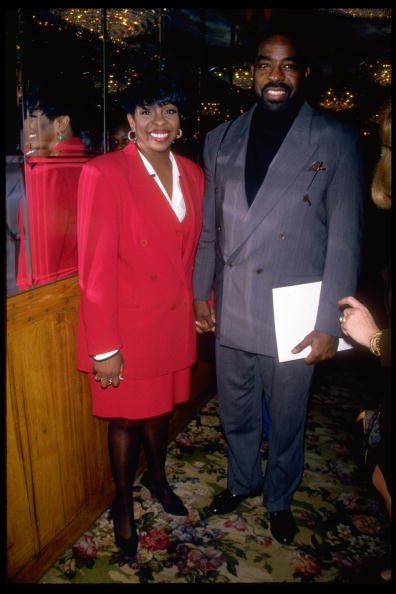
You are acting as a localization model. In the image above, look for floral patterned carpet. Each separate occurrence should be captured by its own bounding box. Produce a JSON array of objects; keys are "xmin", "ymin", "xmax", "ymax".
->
[{"xmin": 40, "ymin": 354, "xmax": 391, "ymax": 585}]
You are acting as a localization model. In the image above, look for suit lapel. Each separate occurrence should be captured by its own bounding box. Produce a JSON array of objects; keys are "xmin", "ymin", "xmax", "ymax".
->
[{"xmin": 229, "ymin": 102, "xmax": 318, "ymax": 256}]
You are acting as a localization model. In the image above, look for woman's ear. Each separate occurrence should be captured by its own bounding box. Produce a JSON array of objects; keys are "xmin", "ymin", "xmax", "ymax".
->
[
  {"xmin": 54, "ymin": 114, "xmax": 71, "ymax": 135},
  {"xmin": 126, "ymin": 113, "xmax": 135, "ymax": 130}
]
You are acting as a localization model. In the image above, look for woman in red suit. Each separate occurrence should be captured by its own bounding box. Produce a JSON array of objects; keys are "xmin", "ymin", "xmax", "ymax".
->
[
  {"xmin": 17, "ymin": 77, "xmax": 90, "ymax": 289},
  {"xmin": 77, "ymin": 70, "xmax": 204, "ymax": 560}
]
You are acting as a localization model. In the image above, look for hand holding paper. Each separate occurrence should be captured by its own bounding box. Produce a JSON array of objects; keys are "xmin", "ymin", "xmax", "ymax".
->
[
  {"xmin": 291, "ymin": 329, "xmax": 339, "ymax": 364},
  {"xmin": 272, "ymin": 281, "xmax": 352, "ymax": 363}
]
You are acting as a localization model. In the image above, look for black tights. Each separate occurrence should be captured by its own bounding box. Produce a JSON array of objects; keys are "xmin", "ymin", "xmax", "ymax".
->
[{"xmin": 108, "ymin": 412, "xmax": 171, "ymax": 540}]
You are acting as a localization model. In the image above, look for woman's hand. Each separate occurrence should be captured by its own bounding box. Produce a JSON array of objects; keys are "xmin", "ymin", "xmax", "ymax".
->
[
  {"xmin": 93, "ymin": 351, "xmax": 124, "ymax": 389},
  {"xmin": 338, "ymin": 296, "xmax": 380, "ymax": 348}
]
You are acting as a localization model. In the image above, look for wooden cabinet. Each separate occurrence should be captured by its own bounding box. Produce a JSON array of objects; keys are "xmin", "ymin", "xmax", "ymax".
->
[{"xmin": 7, "ymin": 276, "xmax": 216, "ymax": 583}]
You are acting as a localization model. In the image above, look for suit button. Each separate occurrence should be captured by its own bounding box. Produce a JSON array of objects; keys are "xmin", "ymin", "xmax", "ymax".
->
[
  {"xmin": 217, "ymin": 225, "xmax": 222, "ymax": 231},
  {"xmin": 278, "ymin": 233, "xmax": 285, "ymax": 240},
  {"xmin": 140, "ymin": 239, "xmax": 148, "ymax": 247},
  {"xmin": 228, "ymin": 261, "xmax": 234, "ymax": 267},
  {"xmin": 256, "ymin": 268, "xmax": 263, "ymax": 274},
  {"xmin": 170, "ymin": 303, "xmax": 177, "ymax": 310},
  {"xmin": 150, "ymin": 274, "xmax": 158, "ymax": 280}
]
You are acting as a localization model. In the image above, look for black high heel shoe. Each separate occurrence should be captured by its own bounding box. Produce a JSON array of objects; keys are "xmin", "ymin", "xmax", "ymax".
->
[
  {"xmin": 141, "ymin": 472, "xmax": 188, "ymax": 516},
  {"xmin": 109, "ymin": 502, "xmax": 138, "ymax": 559},
  {"xmin": 114, "ymin": 531, "xmax": 138, "ymax": 559}
]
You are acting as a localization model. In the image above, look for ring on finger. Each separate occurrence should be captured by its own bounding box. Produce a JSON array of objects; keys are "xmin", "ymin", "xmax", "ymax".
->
[{"xmin": 99, "ymin": 376, "xmax": 112, "ymax": 384}]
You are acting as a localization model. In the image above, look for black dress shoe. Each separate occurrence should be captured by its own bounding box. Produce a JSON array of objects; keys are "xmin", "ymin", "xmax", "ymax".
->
[
  {"xmin": 141, "ymin": 472, "xmax": 188, "ymax": 516},
  {"xmin": 208, "ymin": 487, "xmax": 262, "ymax": 515},
  {"xmin": 269, "ymin": 510, "xmax": 297, "ymax": 545}
]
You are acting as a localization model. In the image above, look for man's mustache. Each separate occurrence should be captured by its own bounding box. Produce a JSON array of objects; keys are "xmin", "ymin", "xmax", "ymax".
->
[{"xmin": 261, "ymin": 82, "xmax": 291, "ymax": 93}]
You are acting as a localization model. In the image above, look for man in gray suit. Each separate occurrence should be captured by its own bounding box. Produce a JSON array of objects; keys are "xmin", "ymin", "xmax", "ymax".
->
[{"xmin": 193, "ymin": 30, "xmax": 364, "ymax": 545}]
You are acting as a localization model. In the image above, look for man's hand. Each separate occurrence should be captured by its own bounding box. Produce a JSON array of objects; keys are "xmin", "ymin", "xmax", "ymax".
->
[
  {"xmin": 194, "ymin": 299, "xmax": 216, "ymax": 334},
  {"xmin": 291, "ymin": 330, "xmax": 338, "ymax": 364}
]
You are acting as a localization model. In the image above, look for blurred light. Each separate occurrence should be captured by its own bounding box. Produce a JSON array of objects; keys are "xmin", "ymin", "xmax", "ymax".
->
[
  {"xmin": 360, "ymin": 60, "xmax": 391, "ymax": 86},
  {"xmin": 49, "ymin": 8, "xmax": 159, "ymax": 45},
  {"xmin": 232, "ymin": 67, "xmax": 253, "ymax": 89},
  {"xmin": 201, "ymin": 101, "xmax": 221, "ymax": 116},
  {"xmin": 319, "ymin": 88, "xmax": 357, "ymax": 111},
  {"xmin": 323, "ymin": 8, "xmax": 391, "ymax": 19}
]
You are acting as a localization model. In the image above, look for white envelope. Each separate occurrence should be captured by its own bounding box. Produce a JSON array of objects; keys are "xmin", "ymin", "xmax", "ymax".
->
[{"xmin": 272, "ymin": 281, "xmax": 353, "ymax": 362}]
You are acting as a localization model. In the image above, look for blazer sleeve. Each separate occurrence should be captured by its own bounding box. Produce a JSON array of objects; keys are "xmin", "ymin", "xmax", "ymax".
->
[
  {"xmin": 193, "ymin": 127, "xmax": 224, "ymax": 300},
  {"xmin": 316, "ymin": 131, "xmax": 365, "ymax": 337},
  {"xmin": 77, "ymin": 161, "xmax": 122, "ymax": 356}
]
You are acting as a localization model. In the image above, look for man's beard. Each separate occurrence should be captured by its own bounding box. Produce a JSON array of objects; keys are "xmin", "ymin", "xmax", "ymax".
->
[{"xmin": 254, "ymin": 83, "xmax": 301, "ymax": 112}]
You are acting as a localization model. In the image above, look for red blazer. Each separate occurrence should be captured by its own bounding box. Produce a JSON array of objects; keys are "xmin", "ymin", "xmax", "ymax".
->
[
  {"xmin": 77, "ymin": 142, "xmax": 204, "ymax": 379},
  {"xmin": 17, "ymin": 139, "xmax": 88, "ymax": 289}
]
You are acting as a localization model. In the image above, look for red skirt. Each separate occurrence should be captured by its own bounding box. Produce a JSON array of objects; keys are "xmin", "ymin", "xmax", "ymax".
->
[{"xmin": 88, "ymin": 366, "xmax": 191, "ymax": 420}]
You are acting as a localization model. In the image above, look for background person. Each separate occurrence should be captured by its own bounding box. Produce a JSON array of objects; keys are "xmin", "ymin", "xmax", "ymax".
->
[
  {"xmin": 339, "ymin": 102, "xmax": 391, "ymax": 582},
  {"xmin": 108, "ymin": 121, "xmax": 130, "ymax": 152},
  {"xmin": 76, "ymin": 70, "xmax": 204, "ymax": 561},
  {"xmin": 6, "ymin": 153, "xmax": 24, "ymax": 293}
]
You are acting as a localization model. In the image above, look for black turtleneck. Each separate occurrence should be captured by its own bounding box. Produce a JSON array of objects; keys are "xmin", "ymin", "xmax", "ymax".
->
[{"xmin": 245, "ymin": 98, "xmax": 303, "ymax": 207}]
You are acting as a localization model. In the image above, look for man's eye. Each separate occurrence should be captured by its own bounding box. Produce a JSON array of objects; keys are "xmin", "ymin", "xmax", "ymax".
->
[
  {"xmin": 256, "ymin": 63, "xmax": 270, "ymax": 70},
  {"xmin": 283, "ymin": 63, "xmax": 298, "ymax": 70}
]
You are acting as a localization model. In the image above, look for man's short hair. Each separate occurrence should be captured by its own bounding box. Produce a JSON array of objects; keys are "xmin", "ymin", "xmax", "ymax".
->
[{"xmin": 253, "ymin": 27, "xmax": 309, "ymax": 69}]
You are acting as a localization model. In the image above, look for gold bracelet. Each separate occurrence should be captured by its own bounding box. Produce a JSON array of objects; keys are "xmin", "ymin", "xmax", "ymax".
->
[{"xmin": 369, "ymin": 331, "xmax": 382, "ymax": 357}]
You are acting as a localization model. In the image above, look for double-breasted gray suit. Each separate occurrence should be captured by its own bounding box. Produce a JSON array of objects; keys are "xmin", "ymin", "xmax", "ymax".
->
[{"xmin": 193, "ymin": 101, "xmax": 364, "ymax": 510}]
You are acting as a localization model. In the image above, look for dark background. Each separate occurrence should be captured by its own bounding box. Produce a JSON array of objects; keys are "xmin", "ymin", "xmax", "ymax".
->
[
  {"xmin": 5, "ymin": 7, "xmax": 391, "ymax": 315},
  {"xmin": 6, "ymin": 8, "xmax": 391, "ymax": 149}
]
